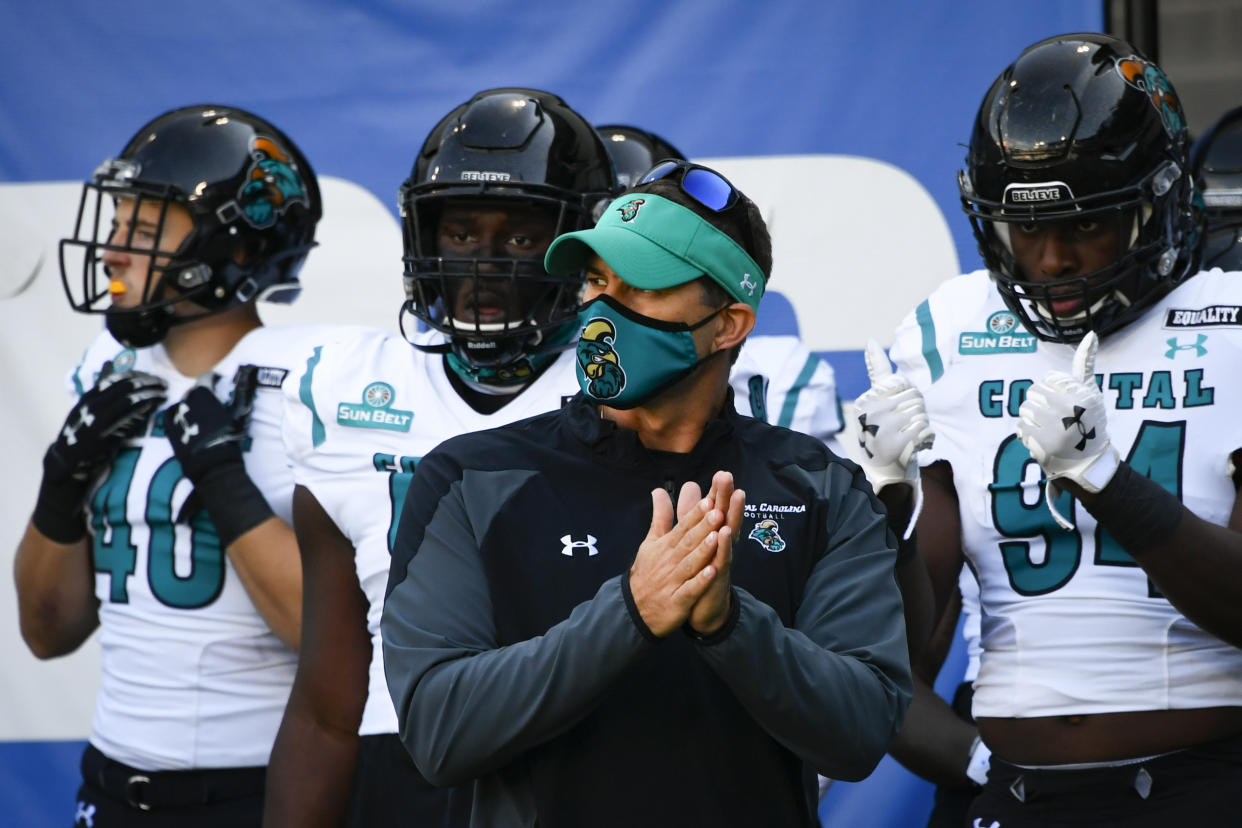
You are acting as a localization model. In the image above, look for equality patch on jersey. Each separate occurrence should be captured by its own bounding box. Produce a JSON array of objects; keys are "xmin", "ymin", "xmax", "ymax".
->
[
  {"xmin": 1164, "ymin": 305, "xmax": 1242, "ymax": 329},
  {"xmin": 251, "ymin": 366, "xmax": 289, "ymax": 389},
  {"xmin": 337, "ymin": 381, "xmax": 413, "ymax": 432},
  {"xmin": 958, "ymin": 311, "xmax": 1037, "ymax": 355}
]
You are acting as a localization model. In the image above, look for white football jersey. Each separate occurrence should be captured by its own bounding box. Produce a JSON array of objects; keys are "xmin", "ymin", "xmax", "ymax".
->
[
  {"xmin": 284, "ymin": 329, "xmax": 844, "ymax": 735},
  {"xmin": 731, "ymin": 334, "xmax": 843, "ymax": 444},
  {"xmin": 891, "ymin": 269, "xmax": 1242, "ymax": 719},
  {"xmin": 70, "ymin": 325, "xmax": 346, "ymax": 770}
]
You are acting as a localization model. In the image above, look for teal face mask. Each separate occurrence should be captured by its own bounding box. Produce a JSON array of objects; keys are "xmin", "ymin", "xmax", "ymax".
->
[{"xmin": 575, "ymin": 294, "xmax": 723, "ymax": 409}]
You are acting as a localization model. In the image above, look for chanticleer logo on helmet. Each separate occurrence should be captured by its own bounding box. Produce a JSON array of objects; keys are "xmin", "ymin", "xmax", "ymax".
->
[
  {"xmin": 748, "ymin": 519, "xmax": 786, "ymax": 553},
  {"xmin": 1115, "ymin": 56, "xmax": 1185, "ymax": 137},
  {"xmin": 576, "ymin": 318, "xmax": 626, "ymax": 399},
  {"xmin": 222, "ymin": 135, "xmax": 309, "ymax": 229}
]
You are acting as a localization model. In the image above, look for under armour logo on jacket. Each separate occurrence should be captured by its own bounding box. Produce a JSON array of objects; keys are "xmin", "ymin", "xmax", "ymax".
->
[
  {"xmin": 75, "ymin": 801, "xmax": 96, "ymax": 827},
  {"xmin": 973, "ymin": 819, "xmax": 1000, "ymax": 828},
  {"xmin": 1060, "ymin": 405, "xmax": 1094, "ymax": 451},
  {"xmin": 561, "ymin": 535, "xmax": 598, "ymax": 556}
]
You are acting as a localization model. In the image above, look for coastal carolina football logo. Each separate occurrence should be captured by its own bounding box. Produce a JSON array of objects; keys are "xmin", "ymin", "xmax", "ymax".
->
[
  {"xmin": 1116, "ymin": 56, "xmax": 1185, "ymax": 138},
  {"xmin": 577, "ymin": 318, "xmax": 626, "ymax": 400},
  {"xmin": 337, "ymin": 381, "xmax": 413, "ymax": 432},
  {"xmin": 218, "ymin": 135, "xmax": 309, "ymax": 229},
  {"xmin": 617, "ymin": 198, "xmax": 645, "ymax": 222},
  {"xmin": 748, "ymin": 518, "xmax": 786, "ymax": 553}
]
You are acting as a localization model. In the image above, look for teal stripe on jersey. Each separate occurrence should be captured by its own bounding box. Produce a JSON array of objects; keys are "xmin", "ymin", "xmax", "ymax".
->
[
  {"xmin": 300, "ymin": 346, "xmax": 326, "ymax": 448},
  {"xmin": 777, "ymin": 354, "xmax": 820, "ymax": 428},
  {"xmin": 916, "ymin": 300, "xmax": 944, "ymax": 383},
  {"xmin": 71, "ymin": 351, "xmax": 88, "ymax": 396}
]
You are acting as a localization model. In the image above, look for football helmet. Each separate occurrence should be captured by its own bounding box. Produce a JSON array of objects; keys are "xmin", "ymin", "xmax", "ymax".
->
[
  {"xmin": 60, "ymin": 104, "xmax": 321, "ymax": 347},
  {"xmin": 596, "ymin": 124, "xmax": 687, "ymax": 189},
  {"xmin": 1191, "ymin": 105, "xmax": 1242, "ymax": 271},
  {"xmin": 960, "ymin": 33, "xmax": 1200, "ymax": 343},
  {"xmin": 398, "ymin": 88, "xmax": 615, "ymax": 387}
]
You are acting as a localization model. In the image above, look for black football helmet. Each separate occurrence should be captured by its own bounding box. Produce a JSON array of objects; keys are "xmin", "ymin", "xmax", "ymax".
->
[
  {"xmin": 60, "ymin": 104, "xmax": 321, "ymax": 348},
  {"xmin": 960, "ymin": 33, "xmax": 1201, "ymax": 343},
  {"xmin": 595, "ymin": 124, "xmax": 687, "ymax": 189},
  {"xmin": 1191, "ymin": 105, "xmax": 1242, "ymax": 272},
  {"xmin": 398, "ymin": 88, "xmax": 615, "ymax": 387}
]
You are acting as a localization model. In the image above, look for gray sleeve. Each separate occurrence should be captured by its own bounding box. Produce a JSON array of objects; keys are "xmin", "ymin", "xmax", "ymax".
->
[
  {"xmin": 381, "ymin": 471, "xmax": 656, "ymax": 787},
  {"xmin": 693, "ymin": 461, "xmax": 913, "ymax": 781}
]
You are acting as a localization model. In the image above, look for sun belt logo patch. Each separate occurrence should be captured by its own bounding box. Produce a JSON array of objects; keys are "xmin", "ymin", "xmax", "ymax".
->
[
  {"xmin": 748, "ymin": 519, "xmax": 786, "ymax": 553},
  {"xmin": 577, "ymin": 318, "xmax": 626, "ymax": 399},
  {"xmin": 959, "ymin": 311, "xmax": 1036, "ymax": 355},
  {"xmin": 337, "ymin": 381, "xmax": 413, "ymax": 431}
]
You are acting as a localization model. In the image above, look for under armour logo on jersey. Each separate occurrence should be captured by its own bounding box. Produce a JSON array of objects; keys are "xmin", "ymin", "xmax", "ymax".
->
[
  {"xmin": 857, "ymin": 412, "xmax": 880, "ymax": 458},
  {"xmin": 75, "ymin": 801, "xmax": 96, "ymax": 827},
  {"xmin": 1165, "ymin": 334, "xmax": 1208, "ymax": 359},
  {"xmin": 740, "ymin": 273, "xmax": 758, "ymax": 296},
  {"xmin": 171, "ymin": 402, "xmax": 200, "ymax": 445},
  {"xmin": 1060, "ymin": 405, "xmax": 1095, "ymax": 451},
  {"xmin": 973, "ymin": 819, "xmax": 1000, "ymax": 828},
  {"xmin": 561, "ymin": 535, "xmax": 598, "ymax": 556}
]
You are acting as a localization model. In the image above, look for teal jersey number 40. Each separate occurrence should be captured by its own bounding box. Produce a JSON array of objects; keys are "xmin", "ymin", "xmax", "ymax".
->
[{"xmin": 91, "ymin": 448, "xmax": 225, "ymax": 609}]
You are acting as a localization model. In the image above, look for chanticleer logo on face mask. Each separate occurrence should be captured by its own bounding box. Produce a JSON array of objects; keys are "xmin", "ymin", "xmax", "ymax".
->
[{"xmin": 576, "ymin": 318, "xmax": 626, "ymax": 400}]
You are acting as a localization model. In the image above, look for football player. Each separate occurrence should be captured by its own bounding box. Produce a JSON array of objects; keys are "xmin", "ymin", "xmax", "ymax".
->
[
  {"xmin": 1192, "ymin": 104, "xmax": 1242, "ymax": 272},
  {"xmin": 15, "ymin": 105, "xmax": 324, "ymax": 826},
  {"xmin": 264, "ymin": 88, "xmax": 616, "ymax": 828},
  {"xmin": 856, "ymin": 33, "xmax": 1242, "ymax": 826}
]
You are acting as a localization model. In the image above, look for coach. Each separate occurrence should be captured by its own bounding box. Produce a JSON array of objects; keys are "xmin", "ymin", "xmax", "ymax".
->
[{"xmin": 381, "ymin": 166, "xmax": 912, "ymax": 827}]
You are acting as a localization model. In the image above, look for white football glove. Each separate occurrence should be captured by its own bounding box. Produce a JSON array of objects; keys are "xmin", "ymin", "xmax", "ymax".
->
[
  {"xmin": 1015, "ymin": 331, "xmax": 1120, "ymax": 530},
  {"xmin": 853, "ymin": 339, "xmax": 935, "ymax": 539}
]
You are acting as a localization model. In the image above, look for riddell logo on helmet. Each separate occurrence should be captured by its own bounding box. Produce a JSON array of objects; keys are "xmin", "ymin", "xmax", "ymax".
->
[
  {"xmin": 1003, "ymin": 182, "xmax": 1073, "ymax": 205},
  {"xmin": 461, "ymin": 171, "xmax": 511, "ymax": 182}
]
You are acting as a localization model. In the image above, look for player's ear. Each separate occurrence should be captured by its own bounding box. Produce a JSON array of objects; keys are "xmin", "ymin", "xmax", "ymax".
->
[{"xmin": 712, "ymin": 303, "xmax": 754, "ymax": 354}]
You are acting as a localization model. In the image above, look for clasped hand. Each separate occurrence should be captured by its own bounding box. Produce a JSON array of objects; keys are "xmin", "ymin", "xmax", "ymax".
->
[{"xmin": 628, "ymin": 471, "xmax": 746, "ymax": 638}]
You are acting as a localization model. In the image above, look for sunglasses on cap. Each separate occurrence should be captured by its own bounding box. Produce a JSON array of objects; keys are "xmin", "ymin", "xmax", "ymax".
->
[{"xmin": 638, "ymin": 159, "xmax": 740, "ymax": 211}]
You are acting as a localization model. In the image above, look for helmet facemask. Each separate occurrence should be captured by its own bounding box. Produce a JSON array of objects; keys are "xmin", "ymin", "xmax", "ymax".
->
[
  {"xmin": 57, "ymin": 105, "xmax": 321, "ymax": 348},
  {"xmin": 964, "ymin": 163, "xmax": 1190, "ymax": 342},
  {"xmin": 399, "ymin": 190, "xmax": 587, "ymax": 385}
]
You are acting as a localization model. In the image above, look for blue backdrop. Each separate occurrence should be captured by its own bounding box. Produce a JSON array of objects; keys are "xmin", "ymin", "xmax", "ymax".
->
[{"xmin": 0, "ymin": 2, "xmax": 1100, "ymax": 825}]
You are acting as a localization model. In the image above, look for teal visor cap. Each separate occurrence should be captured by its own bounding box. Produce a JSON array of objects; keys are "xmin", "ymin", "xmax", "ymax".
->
[{"xmin": 544, "ymin": 193, "xmax": 765, "ymax": 310}]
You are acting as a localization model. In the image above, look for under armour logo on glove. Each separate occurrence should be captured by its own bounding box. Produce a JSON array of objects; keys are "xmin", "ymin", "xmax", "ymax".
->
[
  {"xmin": 165, "ymin": 366, "xmax": 259, "ymax": 488},
  {"xmin": 45, "ymin": 365, "xmax": 167, "ymax": 483},
  {"xmin": 1016, "ymin": 331, "xmax": 1120, "ymax": 530},
  {"xmin": 857, "ymin": 412, "xmax": 880, "ymax": 457},
  {"xmin": 852, "ymin": 340, "xmax": 934, "ymax": 538},
  {"xmin": 1061, "ymin": 405, "xmax": 1094, "ymax": 451},
  {"xmin": 171, "ymin": 402, "xmax": 201, "ymax": 445}
]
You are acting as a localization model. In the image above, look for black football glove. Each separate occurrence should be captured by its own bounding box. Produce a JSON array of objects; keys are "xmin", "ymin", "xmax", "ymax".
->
[
  {"xmin": 166, "ymin": 366, "xmax": 273, "ymax": 547},
  {"xmin": 34, "ymin": 364, "xmax": 167, "ymax": 543}
]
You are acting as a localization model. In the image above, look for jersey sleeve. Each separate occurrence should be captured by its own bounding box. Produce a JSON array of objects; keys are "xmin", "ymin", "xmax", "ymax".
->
[{"xmin": 732, "ymin": 335, "xmax": 843, "ymax": 442}]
